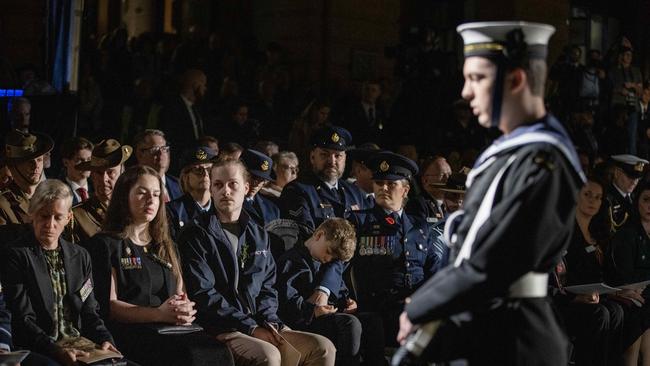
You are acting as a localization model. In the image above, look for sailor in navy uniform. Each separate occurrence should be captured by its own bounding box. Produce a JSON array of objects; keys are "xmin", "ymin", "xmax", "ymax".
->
[
  {"xmin": 240, "ymin": 149, "xmax": 281, "ymax": 227},
  {"xmin": 351, "ymin": 151, "xmax": 438, "ymax": 345},
  {"xmin": 279, "ymin": 125, "xmax": 372, "ymax": 229},
  {"xmin": 396, "ymin": 22, "xmax": 585, "ymax": 366},
  {"xmin": 167, "ymin": 146, "xmax": 218, "ymax": 239},
  {"xmin": 607, "ymin": 154, "xmax": 648, "ymax": 231}
]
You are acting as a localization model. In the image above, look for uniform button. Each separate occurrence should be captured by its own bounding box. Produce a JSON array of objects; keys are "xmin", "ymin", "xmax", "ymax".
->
[
  {"xmin": 404, "ymin": 238, "xmax": 408, "ymax": 243},
  {"xmin": 406, "ymin": 262, "xmax": 410, "ymax": 267},
  {"xmin": 405, "ymin": 251, "xmax": 410, "ymax": 256}
]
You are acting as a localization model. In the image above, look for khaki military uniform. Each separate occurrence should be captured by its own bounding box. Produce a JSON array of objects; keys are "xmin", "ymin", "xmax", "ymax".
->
[
  {"xmin": 70, "ymin": 196, "xmax": 107, "ymax": 244},
  {"xmin": 0, "ymin": 183, "xmax": 31, "ymax": 225}
]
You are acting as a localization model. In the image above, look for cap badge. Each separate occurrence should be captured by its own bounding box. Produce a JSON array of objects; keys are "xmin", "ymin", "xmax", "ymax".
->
[
  {"xmin": 261, "ymin": 160, "xmax": 270, "ymax": 171},
  {"xmin": 379, "ymin": 160, "xmax": 390, "ymax": 172},
  {"xmin": 195, "ymin": 149, "xmax": 208, "ymax": 160},
  {"xmin": 635, "ymin": 162, "xmax": 645, "ymax": 172},
  {"xmin": 331, "ymin": 133, "xmax": 340, "ymax": 143}
]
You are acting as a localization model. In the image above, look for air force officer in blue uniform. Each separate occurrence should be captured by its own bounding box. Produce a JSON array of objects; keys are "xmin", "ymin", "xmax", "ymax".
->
[
  {"xmin": 241, "ymin": 149, "xmax": 281, "ymax": 227},
  {"xmin": 351, "ymin": 151, "xmax": 439, "ymax": 345}
]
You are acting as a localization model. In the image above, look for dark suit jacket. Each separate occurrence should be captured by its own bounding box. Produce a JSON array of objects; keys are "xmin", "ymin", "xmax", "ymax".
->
[
  {"xmin": 165, "ymin": 174, "xmax": 183, "ymax": 202},
  {"xmin": 0, "ymin": 233, "xmax": 113, "ymax": 357},
  {"xmin": 178, "ymin": 211, "xmax": 283, "ymax": 335},
  {"xmin": 160, "ymin": 95, "xmax": 202, "ymax": 152},
  {"xmin": 339, "ymin": 100, "xmax": 386, "ymax": 145},
  {"xmin": 59, "ymin": 175, "xmax": 93, "ymax": 207}
]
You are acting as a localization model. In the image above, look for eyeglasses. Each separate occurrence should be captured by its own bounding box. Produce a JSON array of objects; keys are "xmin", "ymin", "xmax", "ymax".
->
[
  {"xmin": 140, "ymin": 145, "xmax": 170, "ymax": 156},
  {"xmin": 189, "ymin": 166, "xmax": 211, "ymax": 176},
  {"xmin": 278, "ymin": 164, "xmax": 299, "ymax": 174}
]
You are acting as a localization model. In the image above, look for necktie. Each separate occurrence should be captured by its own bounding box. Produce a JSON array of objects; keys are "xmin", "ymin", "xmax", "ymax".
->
[
  {"xmin": 76, "ymin": 187, "xmax": 88, "ymax": 202},
  {"xmin": 391, "ymin": 212, "xmax": 404, "ymax": 237},
  {"xmin": 331, "ymin": 187, "xmax": 342, "ymax": 203},
  {"xmin": 627, "ymin": 195, "xmax": 633, "ymax": 205}
]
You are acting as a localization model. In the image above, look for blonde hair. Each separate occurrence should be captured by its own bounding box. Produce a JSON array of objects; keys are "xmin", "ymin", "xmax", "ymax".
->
[
  {"xmin": 315, "ymin": 218, "xmax": 357, "ymax": 262},
  {"xmin": 29, "ymin": 179, "xmax": 73, "ymax": 215},
  {"xmin": 211, "ymin": 158, "xmax": 250, "ymax": 183}
]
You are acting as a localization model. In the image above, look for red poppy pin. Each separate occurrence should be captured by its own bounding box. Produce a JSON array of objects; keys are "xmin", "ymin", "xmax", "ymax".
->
[{"xmin": 385, "ymin": 216, "xmax": 396, "ymax": 225}]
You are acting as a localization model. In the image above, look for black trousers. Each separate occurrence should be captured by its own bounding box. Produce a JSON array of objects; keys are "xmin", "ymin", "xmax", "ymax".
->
[
  {"xmin": 423, "ymin": 298, "xmax": 568, "ymax": 366},
  {"xmin": 306, "ymin": 312, "xmax": 387, "ymax": 366},
  {"xmin": 560, "ymin": 299, "xmax": 625, "ymax": 366},
  {"xmin": 109, "ymin": 323, "xmax": 234, "ymax": 366}
]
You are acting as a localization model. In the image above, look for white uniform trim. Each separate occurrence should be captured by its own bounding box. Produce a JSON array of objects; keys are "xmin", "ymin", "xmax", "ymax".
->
[
  {"xmin": 508, "ymin": 272, "xmax": 548, "ymax": 298},
  {"xmin": 472, "ymin": 131, "xmax": 586, "ymax": 187},
  {"xmin": 467, "ymin": 156, "xmax": 497, "ymax": 188},
  {"xmin": 454, "ymin": 154, "xmax": 518, "ymax": 267},
  {"xmin": 444, "ymin": 209, "xmax": 465, "ymax": 248}
]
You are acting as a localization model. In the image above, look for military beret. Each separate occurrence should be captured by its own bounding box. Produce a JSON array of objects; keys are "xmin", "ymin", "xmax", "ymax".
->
[
  {"xmin": 241, "ymin": 149, "xmax": 273, "ymax": 181},
  {"xmin": 310, "ymin": 125, "xmax": 352, "ymax": 151},
  {"xmin": 369, "ymin": 151, "xmax": 419, "ymax": 181}
]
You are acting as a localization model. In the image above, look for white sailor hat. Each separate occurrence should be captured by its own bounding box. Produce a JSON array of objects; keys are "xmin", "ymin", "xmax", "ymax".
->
[
  {"xmin": 611, "ymin": 154, "xmax": 649, "ymax": 178},
  {"xmin": 457, "ymin": 21, "xmax": 555, "ymax": 60}
]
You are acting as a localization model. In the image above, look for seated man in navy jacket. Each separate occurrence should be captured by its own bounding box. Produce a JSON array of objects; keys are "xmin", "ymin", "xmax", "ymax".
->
[
  {"xmin": 178, "ymin": 158, "xmax": 335, "ymax": 366},
  {"xmin": 277, "ymin": 218, "xmax": 386, "ymax": 366}
]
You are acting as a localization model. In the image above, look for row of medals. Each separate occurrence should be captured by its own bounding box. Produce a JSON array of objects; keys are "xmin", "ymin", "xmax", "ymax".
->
[{"xmin": 358, "ymin": 236, "xmax": 395, "ymax": 256}]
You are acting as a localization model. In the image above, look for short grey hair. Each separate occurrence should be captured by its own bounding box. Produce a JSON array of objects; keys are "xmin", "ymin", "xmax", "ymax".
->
[
  {"xmin": 29, "ymin": 179, "xmax": 73, "ymax": 215},
  {"xmin": 132, "ymin": 129, "xmax": 166, "ymax": 149},
  {"xmin": 272, "ymin": 151, "xmax": 298, "ymax": 168}
]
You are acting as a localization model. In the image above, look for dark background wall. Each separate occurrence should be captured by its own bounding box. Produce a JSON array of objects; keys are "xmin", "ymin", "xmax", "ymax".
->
[{"xmin": 3, "ymin": 0, "xmax": 650, "ymax": 91}]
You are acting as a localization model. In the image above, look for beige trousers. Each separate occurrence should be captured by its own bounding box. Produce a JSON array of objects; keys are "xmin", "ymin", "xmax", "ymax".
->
[{"xmin": 217, "ymin": 329, "xmax": 336, "ymax": 366}]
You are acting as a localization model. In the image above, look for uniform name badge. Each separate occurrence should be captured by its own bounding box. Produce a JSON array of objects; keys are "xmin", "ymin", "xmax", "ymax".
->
[
  {"xmin": 120, "ymin": 256, "xmax": 143, "ymax": 270},
  {"xmin": 79, "ymin": 278, "xmax": 93, "ymax": 302}
]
